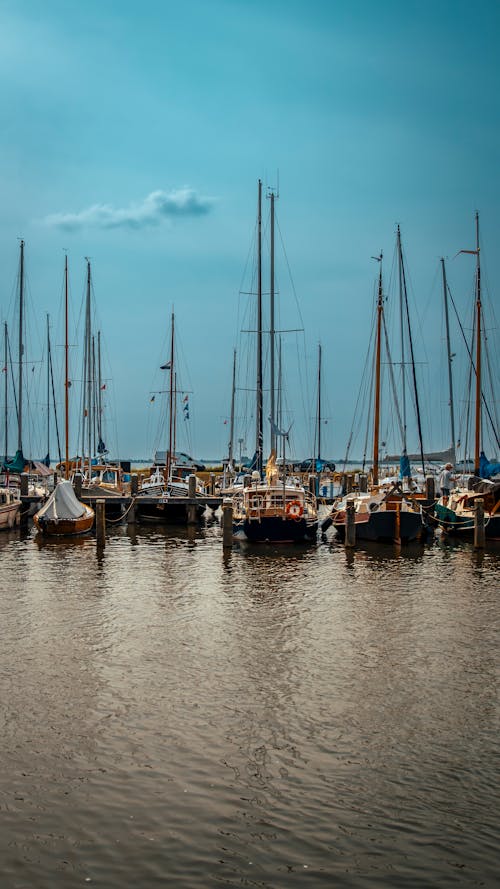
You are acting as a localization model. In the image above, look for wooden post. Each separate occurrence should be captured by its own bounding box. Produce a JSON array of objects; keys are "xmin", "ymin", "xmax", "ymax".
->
[
  {"xmin": 309, "ymin": 474, "xmax": 316, "ymax": 496},
  {"xmin": 345, "ymin": 498, "xmax": 356, "ymax": 547},
  {"xmin": 474, "ymin": 498, "xmax": 485, "ymax": 549},
  {"xmin": 394, "ymin": 502, "xmax": 401, "ymax": 545},
  {"xmin": 20, "ymin": 473, "xmax": 29, "ymax": 496},
  {"xmin": 425, "ymin": 475, "xmax": 435, "ymax": 501},
  {"xmin": 74, "ymin": 473, "xmax": 82, "ymax": 499},
  {"xmin": 222, "ymin": 498, "xmax": 233, "ymax": 547},
  {"xmin": 346, "ymin": 474, "xmax": 353, "ymax": 494},
  {"xmin": 96, "ymin": 498, "xmax": 106, "ymax": 546},
  {"xmin": 210, "ymin": 473, "xmax": 215, "ymax": 495},
  {"xmin": 187, "ymin": 474, "xmax": 197, "ymax": 524},
  {"xmin": 243, "ymin": 474, "xmax": 251, "ymax": 488},
  {"xmin": 130, "ymin": 474, "xmax": 139, "ymax": 495},
  {"xmin": 359, "ymin": 473, "xmax": 368, "ymax": 493}
]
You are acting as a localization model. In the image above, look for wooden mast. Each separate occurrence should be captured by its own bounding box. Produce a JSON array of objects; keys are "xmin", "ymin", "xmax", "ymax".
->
[
  {"xmin": 441, "ymin": 258, "xmax": 456, "ymax": 456},
  {"xmin": 228, "ymin": 348, "xmax": 236, "ymax": 466},
  {"xmin": 269, "ymin": 189, "xmax": 276, "ymax": 455},
  {"xmin": 373, "ymin": 260, "xmax": 383, "ymax": 486},
  {"xmin": 317, "ymin": 343, "xmax": 322, "ymax": 463},
  {"xmin": 3, "ymin": 323, "xmax": 7, "ymax": 466},
  {"xmin": 256, "ymin": 179, "xmax": 263, "ymax": 474},
  {"xmin": 18, "ymin": 239, "xmax": 24, "ymax": 456},
  {"xmin": 46, "ymin": 314, "xmax": 50, "ymax": 463},
  {"xmin": 64, "ymin": 255, "xmax": 70, "ymax": 478},
  {"xmin": 474, "ymin": 211, "xmax": 481, "ymax": 475},
  {"xmin": 166, "ymin": 310, "xmax": 175, "ymax": 483}
]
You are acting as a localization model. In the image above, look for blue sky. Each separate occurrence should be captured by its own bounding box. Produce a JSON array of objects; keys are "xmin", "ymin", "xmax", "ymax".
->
[{"xmin": 1, "ymin": 0, "xmax": 499, "ymax": 462}]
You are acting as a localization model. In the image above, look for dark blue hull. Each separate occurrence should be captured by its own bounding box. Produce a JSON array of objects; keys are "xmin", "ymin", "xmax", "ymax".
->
[
  {"xmin": 334, "ymin": 510, "xmax": 423, "ymax": 543},
  {"xmin": 234, "ymin": 515, "xmax": 318, "ymax": 543}
]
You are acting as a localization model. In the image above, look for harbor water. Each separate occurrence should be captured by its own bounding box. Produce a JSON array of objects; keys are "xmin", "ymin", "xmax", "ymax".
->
[{"xmin": 1, "ymin": 516, "xmax": 499, "ymax": 888}]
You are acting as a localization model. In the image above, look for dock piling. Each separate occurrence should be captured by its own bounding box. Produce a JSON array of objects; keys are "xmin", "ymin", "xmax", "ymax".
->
[
  {"xmin": 96, "ymin": 498, "xmax": 106, "ymax": 546},
  {"xmin": 474, "ymin": 498, "xmax": 485, "ymax": 549},
  {"xmin": 345, "ymin": 498, "xmax": 356, "ymax": 547},
  {"xmin": 222, "ymin": 498, "xmax": 233, "ymax": 547}
]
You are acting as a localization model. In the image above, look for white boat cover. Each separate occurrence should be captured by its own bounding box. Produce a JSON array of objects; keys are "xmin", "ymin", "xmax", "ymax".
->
[{"xmin": 36, "ymin": 479, "xmax": 86, "ymax": 520}]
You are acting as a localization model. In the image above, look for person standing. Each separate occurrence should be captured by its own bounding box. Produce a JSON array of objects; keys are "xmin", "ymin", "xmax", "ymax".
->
[{"xmin": 439, "ymin": 462, "xmax": 454, "ymax": 502}]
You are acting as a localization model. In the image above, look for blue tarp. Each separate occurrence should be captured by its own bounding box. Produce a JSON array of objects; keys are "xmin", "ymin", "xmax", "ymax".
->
[
  {"xmin": 399, "ymin": 452, "xmax": 411, "ymax": 479},
  {"xmin": 479, "ymin": 450, "xmax": 500, "ymax": 479}
]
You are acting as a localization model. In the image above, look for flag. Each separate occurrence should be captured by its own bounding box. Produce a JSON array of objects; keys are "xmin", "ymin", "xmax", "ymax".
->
[
  {"xmin": 84, "ymin": 409, "xmax": 88, "ymax": 417},
  {"xmin": 150, "ymin": 395, "xmax": 155, "ymax": 403},
  {"xmin": 183, "ymin": 394, "xmax": 189, "ymax": 402},
  {"xmin": 184, "ymin": 411, "xmax": 189, "ymax": 420},
  {"xmin": 1, "ymin": 366, "xmax": 6, "ymax": 373},
  {"xmin": 183, "ymin": 402, "xmax": 189, "ymax": 412},
  {"xmin": 100, "ymin": 383, "xmax": 106, "ymax": 390},
  {"xmin": 223, "ymin": 419, "xmax": 228, "ymax": 425},
  {"xmin": 160, "ymin": 361, "xmax": 171, "ymax": 370}
]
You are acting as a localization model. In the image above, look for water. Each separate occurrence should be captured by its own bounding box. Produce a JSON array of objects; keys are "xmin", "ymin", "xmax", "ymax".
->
[{"xmin": 1, "ymin": 516, "xmax": 499, "ymax": 888}]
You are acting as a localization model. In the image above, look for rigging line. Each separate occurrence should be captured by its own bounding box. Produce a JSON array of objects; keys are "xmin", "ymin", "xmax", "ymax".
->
[
  {"xmin": 447, "ymin": 282, "xmax": 500, "ymax": 449},
  {"xmin": 49, "ymin": 336, "xmax": 62, "ymax": 464},
  {"xmin": 382, "ymin": 313, "xmax": 404, "ymax": 443},
  {"xmin": 400, "ymin": 247, "xmax": 426, "ymax": 476}
]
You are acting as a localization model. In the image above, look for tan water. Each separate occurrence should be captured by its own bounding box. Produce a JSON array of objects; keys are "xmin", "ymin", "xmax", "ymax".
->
[{"xmin": 1, "ymin": 520, "xmax": 499, "ymax": 888}]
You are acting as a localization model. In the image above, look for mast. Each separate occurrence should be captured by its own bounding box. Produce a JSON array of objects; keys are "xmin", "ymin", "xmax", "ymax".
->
[
  {"xmin": 256, "ymin": 179, "xmax": 263, "ymax": 473},
  {"xmin": 166, "ymin": 310, "xmax": 175, "ymax": 483},
  {"xmin": 317, "ymin": 343, "xmax": 322, "ymax": 462},
  {"xmin": 83, "ymin": 259, "xmax": 92, "ymax": 472},
  {"xmin": 3, "ymin": 323, "xmax": 8, "ymax": 466},
  {"xmin": 46, "ymin": 314, "xmax": 50, "ymax": 462},
  {"xmin": 97, "ymin": 330, "xmax": 103, "ymax": 453},
  {"xmin": 228, "ymin": 349, "xmax": 236, "ymax": 466},
  {"xmin": 441, "ymin": 258, "xmax": 456, "ymax": 455},
  {"xmin": 399, "ymin": 230, "xmax": 426, "ymax": 479},
  {"xmin": 64, "ymin": 255, "xmax": 70, "ymax": 478},
  {"xmin": 373, "ymin": 260, "xmax": 383, "ymax": 486},
  {"xmin": 474, "ymin": 211, "xmax": 481, "ymax": 475},
  {"xmin": 269, "ymin": 189, "xmax": 276, "ymax": 454},
  {"xmin": 18, "ymin": 239, "xmax": 24, "ymax": 455},
  {"xmin": 396, "ymin": 226, "xmax": 407, "ymax": 453}
]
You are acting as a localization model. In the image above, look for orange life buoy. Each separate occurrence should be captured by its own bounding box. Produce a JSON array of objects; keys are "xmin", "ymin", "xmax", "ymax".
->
[{"xmin": 286, "ymin": 499, "xmax": 304, "ymax": 520}]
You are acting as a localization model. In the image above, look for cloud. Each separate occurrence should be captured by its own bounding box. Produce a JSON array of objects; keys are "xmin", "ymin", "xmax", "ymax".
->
[{"xmin": 42, "ymin": 188, "xmax": 215, "ymax": 231}]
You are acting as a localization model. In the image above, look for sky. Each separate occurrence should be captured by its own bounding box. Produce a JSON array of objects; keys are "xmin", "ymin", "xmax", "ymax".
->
[{"xmin": 1, "ymin": 0, "xmax": 499, "ymax": 463}]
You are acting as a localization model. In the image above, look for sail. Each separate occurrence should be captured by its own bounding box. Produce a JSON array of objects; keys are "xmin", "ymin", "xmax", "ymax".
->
[
  {"xmin": 35, "ymin": 479, "xmax": 86, "ymax": 520},
  {"xmin": 479, "ymin": 451, "xmax": 500, "ymax": 480},
  {"xmin": 399, "ymin": 452, "xmax": 411, "ymax": 479},
  {"xmin": 2, "ymin": 449, "xmax": 26, "ymax": 473}
]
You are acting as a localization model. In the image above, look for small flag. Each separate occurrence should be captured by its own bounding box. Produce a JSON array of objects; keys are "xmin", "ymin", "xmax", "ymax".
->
[
  {"xmin": 1, "ymin": 366, "xmax": 6, "ymax": 373},
  {"xmin": 100, "ymin": 383, "xmax": 106, "ymax": 390},
  {"xmin": 184, "ymin": 411, "xmax": 189, "ymax": 420},
  {"xmin": 84, "ymin": 409, "xmax": 88, "ymax": 417},
  {"xmin": 183, "ymin": 394, "xmax": 189, "ymax": 403},
  {"xmin": 223, "ymin": 419, "xmax": 228, "ymax": 425},
  {"xmin": 160, "ymin": 361, "xmax": 171, "ymax": 370},
  {"xmin": 183, "ymin": 402, "xmax": 189, "ymax": 412},
  {"xmin": 150, "ymin": 395, "xmax": 155, "ymax": 403}
]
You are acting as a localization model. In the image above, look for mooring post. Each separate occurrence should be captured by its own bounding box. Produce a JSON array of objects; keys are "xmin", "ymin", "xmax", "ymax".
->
[
  {"xmin": 474, "ymin": 498, "xmax": 485, "ymax": 549},
  {"xmin": 359, "ymin": 473, "xmax": 368, "ymax": 493},
  {"xmin": 74, "ymin": 473, "xmax": 82, "ymax": 499},
  {"xmin": 309, "ymin": 474, "xmax": 316, "ymax": 496},
  {"xmin": 127, "ymin": 473, "xmax": 138, "ymax": 524},
  {"xmin": 346, "ymin": 474, "xmax": 353, "ymax": 494},
  {"xmin": 210, "ymin": 473, "xmax": 215, "ymax": 495},
  {"xmin": 425, "ymin": 475, "xmax": 435, "ymax": 501},
  {"xmin": 20, "ymin": 472, "xmax": 29, "ymax": 496},
  {"xmin": 96, "ymin": 498, "xmax": 106, "ymax": 546},
  {"xmin": 243, "ymin": 474, "xmax": 251, "ymax": 488},
  {"xmin": 222, "ymin": 498, "xmax": 233, "ymax": 547},
  {"xmin": 130, "ymin": 474, "xmax": 139, "ymax": 495},
  {"xmin": 345, "ymin": 498, "xmax": 356, "ymax": 547},
  {"xmin": 186, "ymin": 474, "xmax": 198, "ymax": 524},
  {"xmin": 19, "ymin": 472, "xmax": 30, "ymax": 530},
  {"xmin": 394, "ymin": 502, "xmax": 401, "ymax": 545}
]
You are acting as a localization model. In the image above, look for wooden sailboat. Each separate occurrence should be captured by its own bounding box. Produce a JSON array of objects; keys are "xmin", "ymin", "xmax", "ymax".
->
[
  {"xmin": 328, "ymin": 253, "xmax": 423, "ymax": 544},
  {"xmin": 435, "ymin": 214, "xmax": 500, "ymax": 539},
  {"xmin": 136, "ymin": 311, "xmax": 206, "ymax": 524},
  {"xmin": 34, "ymin": 257, "xmax": 94, "ymax": 536},
  {"xmin": 231, "ymin": 181, "xmax": 318, "ymax": 543}
]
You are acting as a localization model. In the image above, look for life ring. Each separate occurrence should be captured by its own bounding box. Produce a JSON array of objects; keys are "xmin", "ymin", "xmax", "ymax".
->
[{"xmin": 286, "ymin": 500, "xmax": 304, "ymax": 520}]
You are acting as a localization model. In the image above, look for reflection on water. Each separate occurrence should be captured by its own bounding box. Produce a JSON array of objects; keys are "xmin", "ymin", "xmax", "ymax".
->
[{"xmin": 0, "ymin": 521, "xmax": 499, "ymax": 888}]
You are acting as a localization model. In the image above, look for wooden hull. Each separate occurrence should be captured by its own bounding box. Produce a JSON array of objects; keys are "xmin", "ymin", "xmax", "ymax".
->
[
  {"xmin": 136, "ymin": 501, "xmax": 206, "ymax": 525},
  {"xmin": 33, "ymin": 506, "xmax": 94, "ymax": 537},
  {"xmin": 234, "ymin": 514, "xmax": 318, "ymax": 543}
]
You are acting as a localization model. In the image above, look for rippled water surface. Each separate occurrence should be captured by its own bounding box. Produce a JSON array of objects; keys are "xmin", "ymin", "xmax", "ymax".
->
[{"xmin": 1, "ymin": 518, "xmax": 499, "ymax": 888}]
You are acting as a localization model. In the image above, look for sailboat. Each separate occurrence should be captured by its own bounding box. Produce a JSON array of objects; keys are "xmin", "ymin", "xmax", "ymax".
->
[
  {"xmin": 434, "ymin": 214, "xmax": 500, "ymax": 539},
  {"xmin": 136, "ymin": 310, "xmax": 206, "ymax": 523},
  {"xmin": 34, "ymin": 257, "xmax": 94, "ymax": 536},
  {"xmin": 327, "ymin": 251, "xmax": 423, "ymax": 544},
  {"xmin": 231, "ymin": 181, "xmax": 318, "ymax": 543}
]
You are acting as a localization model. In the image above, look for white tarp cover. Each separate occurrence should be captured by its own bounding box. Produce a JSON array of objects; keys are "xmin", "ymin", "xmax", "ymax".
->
[{"xmin": 36, "ymin": 479, "xmax": 86, "ymax": 520}]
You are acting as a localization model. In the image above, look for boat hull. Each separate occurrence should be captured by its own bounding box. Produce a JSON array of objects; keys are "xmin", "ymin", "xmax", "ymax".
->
[
  {"xmin": 434, "ymin": 503, "xmax": 500, "ymax": 540},
  {"xmin": 333, "ymin": 509, "xmax": 423, "ymax": 543},
  {"xmin": 0, "ymin": 501, "xmax": 21, "ymax": 530},
  {"xmin": 234, "ymin": 515, "xmax": 318, "ymax": 543},
  {"xmin": 33, "ymin": 507, "xmax": 94, "ymax": 537},
  {"xmin": 136, "ymin": 501, "xmax": 206, "ymax": 524}
]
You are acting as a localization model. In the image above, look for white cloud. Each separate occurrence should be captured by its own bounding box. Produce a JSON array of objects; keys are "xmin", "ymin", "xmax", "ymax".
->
[{"xmin": 42, "ymin": 188, "xmax": 215, "ymax": 231}]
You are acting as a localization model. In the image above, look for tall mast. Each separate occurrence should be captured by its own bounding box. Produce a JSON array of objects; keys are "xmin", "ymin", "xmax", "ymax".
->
[
  {"xmin": 228, "ymin": 348, "xmax": 236, "ymax": 466},
  {"xmin": 474, "ymin": 211, "xmax": 481, "ymax": 475},
  {"xmin": 256, "ymin": 179, "xmax": 263, "ymax": 473},
  {"xmin": 373, "ymin": 260, "xmax": 383, "ymax": 486},
  {"xmin": 64, "ymin": 255, "xmax": 69, "ymax": 477},
  {"xmin": 269, "ymin": 189, "xmax": 276, "ymax": 454},
  {"xmin": 18, "ymin": 239, "xmax": 24, "ymax": 455},
  {"xmin": 441, "ymin": 258, "xmax": 456, "ymax": 455},
  {"xmin": 396, "ymin": 226, "xmax": 407, "ymax": 453},
  {"xmin": 83, "ymin": 259, "xmax": 92, "ymax": 471},
  {"xmin": 166, "ymin": 310, "xmax": 175, "ymax": 482},
  {"xmin": 46, "ymin": 314, "xmax": 50, "ymax": 462},
  {"xmin": 97, "ymin": 330, "xmax": 103, "ymax": 452},
  {"xmin": 317, "ymin": 343, "xmax": 322, "ymax": 462},
  {"xmin": 3, "ymin": 323, "xmax": 8, "ymax": 465}
]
